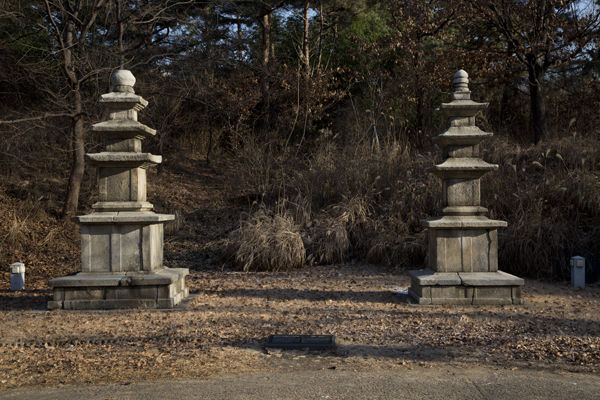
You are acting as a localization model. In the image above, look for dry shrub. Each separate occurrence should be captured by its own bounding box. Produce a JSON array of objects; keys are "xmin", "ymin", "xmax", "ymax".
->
[
  {"xmin": 0, "ymin": 187, "xmax": 80, "ymax": 289},
  {"xmin": 4, "ymin": 212, "xmax": 29, "ymax": 249},
  {"xmin": 366, "ymin": 236, "xmax": 426, "ymax": 268},
  {"xmin": 228, "ymin": 210, "xmax": 305, "ymax": 272},
  {"xmin": 224, "ymin": 129, "xmax": 598, "ymax": 279},
  {"xmin": 483, "ymin": 135, "xmax": 600, "ymax": 279},
  {"xmin": 307, "ymin": 219, "xmax": 349, "ymax": 265},
  {"xmin": 290, "ymin": 194, "xmax": 312, "ymax": 226},
  {"xmin": 226, "ymin": 139, "xmax": 437, "ymax": 269},
  {"xmin": 305, "ymin": 196, "xmax": 371, "ymax": 265}
]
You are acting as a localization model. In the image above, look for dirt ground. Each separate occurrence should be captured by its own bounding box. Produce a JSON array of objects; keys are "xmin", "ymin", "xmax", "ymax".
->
[{"xmin": 1, "ymin": 264, "xmax": 599, "ymax": 391}]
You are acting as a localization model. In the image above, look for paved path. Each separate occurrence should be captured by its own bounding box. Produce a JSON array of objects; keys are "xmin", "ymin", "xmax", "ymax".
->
[{"xmin": 2, "ymin": 367, "xmax": 599, "ymax": 400}]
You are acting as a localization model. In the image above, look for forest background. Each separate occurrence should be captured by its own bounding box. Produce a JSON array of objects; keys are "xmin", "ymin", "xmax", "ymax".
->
[{"xmin": 1, "ymin": 0, "xmax": 599, "ymax": 286}]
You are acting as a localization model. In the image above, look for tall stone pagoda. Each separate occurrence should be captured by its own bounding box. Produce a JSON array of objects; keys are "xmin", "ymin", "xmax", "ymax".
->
[
  {"xmin": 408, "ymin": 70, "xmax": 523, "ymax": 305},
  {"xmin": 49, "ymin": 70, "xmax": 189, "ymax": 310}
]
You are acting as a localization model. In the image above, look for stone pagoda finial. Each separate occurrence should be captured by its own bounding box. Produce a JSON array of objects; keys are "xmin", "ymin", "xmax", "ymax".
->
[
  {"xmin": 110, "ymin": 69, "xmax": 136, "ymax": 93},
  {"xmin": 49, "ymin": 69, "xmax": 189, "ymax": 310},
  {"xmin": 453, "ymin": 69, "xmax": 468, "ymax": 89},
  {"xmin": 452, "ymin": 69, "xmax": 470, "ymax": 100},
  {"xmin": 408, "ymin": 70, "xmax": 523, "ymax": 305}
]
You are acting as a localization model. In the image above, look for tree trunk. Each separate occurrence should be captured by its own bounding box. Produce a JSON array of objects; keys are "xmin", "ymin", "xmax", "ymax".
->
[
  {"xmin": 499, "ymin": 82, "xmax": 512, "ymax": 125},
  {"xmin": 236, "ymin": 13, "xmax": 243, "ymax": 62},
  {"xmin": 302, "ymin": 1, "xmax": 310, "ymax": 77},
  {"xmin": 61, "ymin": 18, "xmax": 85, "ymax": 218},
  {"xmin": 316, "ymin": 1, "xmax": 323, "ymax": 75},
  {"xmin": 415, "ymin": 89, "xmax": 424, "ymax": 148},
  {"xmin": 258, "ymin": 11, "xmax": 271, "ymax": 125},
  {"xmin": 413, "ymin": 53, "xmax": 424, "ymax": 149},
  {"xmin": 499, "ymin": 45, "xmax": 515, "ymax": 127},
  {"xmin": 115, "ymin": 0, "xmax": 124, "ymax": 67},
  {"xmin": 63, "ymin": 88, "xmax": 85, "ymax": 217},
  {"xmin": 526, "ymin": 55, "xmax": 547, "ymax": 144}
]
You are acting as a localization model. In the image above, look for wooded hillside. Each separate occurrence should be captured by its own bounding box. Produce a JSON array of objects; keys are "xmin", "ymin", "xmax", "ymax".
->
[{"xmin": 1, "ymin": 0, "xmax": 599, "ymax": 282}]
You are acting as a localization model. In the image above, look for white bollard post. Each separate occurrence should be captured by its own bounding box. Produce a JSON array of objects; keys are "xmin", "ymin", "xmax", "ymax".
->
[
  {"xmin": 570, "ymin": 256, "xmax": 585, "ymax": 289},
  {"xmin": 10, "ymin": 262, "xmax": 25, "ymax": 291}
]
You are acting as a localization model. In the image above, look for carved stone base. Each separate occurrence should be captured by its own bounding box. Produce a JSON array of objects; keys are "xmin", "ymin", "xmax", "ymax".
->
[
  {"xmin": 48, "ymin": 268, "xmax": 189, "ymax": 310},
  {"xmin": 408, "ymin": 269, "xmax": 523, "ymax": 305}
]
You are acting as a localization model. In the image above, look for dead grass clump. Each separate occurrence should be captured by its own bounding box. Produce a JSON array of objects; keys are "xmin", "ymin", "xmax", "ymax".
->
[
  {"xmin": 307, "ymin": 218, "xmax": 350, "ymax": 265},
  {"xmin": 4, "ymin": 211, "xmax": 30, "ymax": 249},
  {"xmin": 228, "ymin": 210, "xmax": 305, "ymax": 271},
  {"xmin": 568, "ymin": 171, "xmax": 600, "ymax": 217},
  {"xmin": 304, "ymin": 196, "xmax": 372, "ymax": 265}
]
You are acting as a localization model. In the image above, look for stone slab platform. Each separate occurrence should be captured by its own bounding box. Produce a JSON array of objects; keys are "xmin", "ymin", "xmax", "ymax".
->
[
  {"xmin": 48, "ymin": 268, "xmax": 188, "ymax": 310},
  {"xmin": 408, "ymin": 269, "xmax": 523, "ymax": 305}
]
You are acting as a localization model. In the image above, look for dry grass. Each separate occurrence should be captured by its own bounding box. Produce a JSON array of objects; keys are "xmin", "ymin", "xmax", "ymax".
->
[
  {"xmin": 483, "ymin": 135, "xmax": 600, "ymax": 279},
  {"xmin": 0, "ymin": 187, "xmax": 80, "ymax": 291},
  {"xmin": 227, "ymin": 209, "xmax": 305, "ymax": 272},
  {"xmin": 0, "ymin": 120, "xmax": 597, "ymax": 279},
  {"xmin": 222, "ymin": 133, "xmax": 599, "ymax": 277},
  {"xmin": 221, "ymin": 139, "xmax": 437, "ymax": 271}
]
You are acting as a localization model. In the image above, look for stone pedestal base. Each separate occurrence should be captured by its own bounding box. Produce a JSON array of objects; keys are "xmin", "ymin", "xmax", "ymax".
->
[
  {"xmin": 48, "ymin": 268, "xmax": 189, "ymax": 310},
  {"xmin": 408, "ymin": 269, "xmax": 523, "ymax": 305}
]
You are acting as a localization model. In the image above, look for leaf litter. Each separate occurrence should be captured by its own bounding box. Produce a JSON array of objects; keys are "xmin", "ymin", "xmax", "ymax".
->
[{"xmin": 1, "ymin": 264, "xmax": 599, "ymax": 390}]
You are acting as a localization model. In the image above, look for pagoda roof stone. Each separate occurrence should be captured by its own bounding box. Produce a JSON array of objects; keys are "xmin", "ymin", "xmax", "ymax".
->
[
  {"xmin": 86, "ymin": 152, "xmax": 161, "ymax": 167},
  {"xmin": 434, "ymin": 126, "xmax": 492, "ymax": 145},
  {"xmin": 98, "ymin": 91, "xmax": 148, "ymax": 110},
  {"xmin": 423, "ymin": 215, "xmax": 508, "ymax": 229},
  {"xmin": 91, "ymin": 119, "xmax": 156, "ymax": 138},
  {"xmin": 429, "ymin": 157, "xmax": 497, "ymax": 178}
]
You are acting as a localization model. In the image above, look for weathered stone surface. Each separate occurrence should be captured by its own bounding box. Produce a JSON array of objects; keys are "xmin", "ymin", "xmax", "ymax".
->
[
  {"xmin": 423, "ymin": 216, "xmax": 507, "ymax": 229},
  {"xmin": 111, "ymin": 69, "xmax": 136, "ymax": 89},
  {"xmin": 92, "ymin": 201, "xmax": 154, "ymax": 212},
  {"xmin": 430, "ymin": 157, "xmax": 498, "ymax": 179},
  {"xmin": 87, "ymin": 152, "xmax": 161, "ymax": 166},
  {"xmin": 408, "ymin": 270, "xmax": 523, "ymax": 305},
  {"xmin": 409, "ymin": 269, "xmax": 461, "ymax": 285},
  {"xmin": 48, "ymin": 269, "xmax": 189, "ymax": 310},
  {"xmin": 75, "ymin": 223, "xmax": 166, "ymax": 273},
  {"xmin": 409, "ymin": 70, "xmax": 523, "ymax": 305},
  {"xmin": 91, "ymin": 120, "xmax": 156, "ymax": 139},
  {"xmin": 426, "ymin": 229, "xmax": 500, "ymax": 273},
  {"xmin": 9, "ymin": 262, "xmax": 26, "ymax": 291},
  {"xmin": 443, "ymin": 178, "xmax": 481, "ymax": 206},
  {"xmin": 459, "ymin": 271, "xmax": 524, "ymax": 286},
  {"xmin": 49, "ymin": 269, "xmax": 188, "ymax": 288},
  {"xmin": 434, "ymin": 126, "xmax": 492, "ymax": 146},
  {"xmin": 49, "ymin": 69, "xmax": 188, "ymax": 310},
  {"xmin": 75, "ymin": 213, "xmax": 175, "ymax": 224}
]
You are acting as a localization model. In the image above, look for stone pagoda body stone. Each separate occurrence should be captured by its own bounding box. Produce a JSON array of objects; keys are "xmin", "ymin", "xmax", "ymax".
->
[
  {"xmin": 48, "ymin": 70, "xmax": 189, "ymax": 310},
  {"xmin": 408, "ymin": 70, "xmax": 523, "ymax": 305}
]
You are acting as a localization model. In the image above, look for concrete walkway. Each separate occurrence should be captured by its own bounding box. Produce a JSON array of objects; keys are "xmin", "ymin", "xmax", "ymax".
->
[{"xmin": 2, "ymin": 367, "xmax": 599, "ymax": 400}]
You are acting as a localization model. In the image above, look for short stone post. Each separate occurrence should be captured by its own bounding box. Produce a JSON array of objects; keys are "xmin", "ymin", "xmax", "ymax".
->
[
  {"xmin": 10, "ymin": 262, "xmax": 25, "ymax": 291},
  {"xmin": 48, "ymin": 70, "xmax": 189, "ymax": 310},
  {"xmin": 408, "ymin": 70, "xmax": 523, "ymax": 305},
  {"xmin": 570, "ymin": 256, "xmax": 585, "ymax": 289}
]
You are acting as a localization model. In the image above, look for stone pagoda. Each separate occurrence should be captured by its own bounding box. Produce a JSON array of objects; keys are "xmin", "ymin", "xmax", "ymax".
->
[
  {"xmin": 408, "ymin": 70, "xmax": 523, "ymax": 305},
  {"xmin": 48, "ymin": 70, "xmax": 189, "ymax": 310}
]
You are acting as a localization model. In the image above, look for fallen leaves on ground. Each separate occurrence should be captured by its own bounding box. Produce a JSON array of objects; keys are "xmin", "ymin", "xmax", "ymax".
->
[{"xmin": 1, "ymin": 265, "xmax": 599, "ymax": 391}]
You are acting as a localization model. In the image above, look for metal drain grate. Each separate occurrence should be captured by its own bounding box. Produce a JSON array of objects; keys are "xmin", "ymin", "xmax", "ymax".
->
[{"xmin": 265, "ymin": 335, "xmax": 335, "ymax": 350}]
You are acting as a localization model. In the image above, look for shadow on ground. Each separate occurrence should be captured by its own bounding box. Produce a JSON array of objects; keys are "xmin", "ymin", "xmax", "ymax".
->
[{"xmin": 0, "ymin": 290, "xmax": 50, "ymax": 311}]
